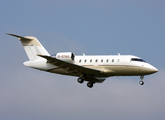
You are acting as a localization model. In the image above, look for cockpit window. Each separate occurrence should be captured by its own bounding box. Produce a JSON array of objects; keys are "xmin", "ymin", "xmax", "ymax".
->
[{"xmin": 131, "ymin": 58, "xmax": 146, "ymax": 62}]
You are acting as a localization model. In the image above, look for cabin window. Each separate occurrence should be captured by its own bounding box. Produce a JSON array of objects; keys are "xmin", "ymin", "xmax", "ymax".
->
[
  {"xmin": 101, "ymin": 59, "xmax": 103, "ymax": 62},
  {"xmin": 79, "ymin": 60, "xmax": 81, "ymax": 63},
  {"xmin": 112, "ymin": 59, "xmax": 114, "ymax": 62},
  {"xmin": 95, "ymin": 59, "xmax": 98, "ymax": 62},
  {"xmin": 84, "ymin": 59, "xmax": 87, "ymax": 62},
  {"xmin": 117, "ymin": 59, "xmax": 120, "ymax": 62},
  {"xmin": 90, "ymin": 59, "xmax": 92, "ymax": 62},
  {"xmin": 106, "ymin": 59, "xmax": 109, "ymax": 62}
]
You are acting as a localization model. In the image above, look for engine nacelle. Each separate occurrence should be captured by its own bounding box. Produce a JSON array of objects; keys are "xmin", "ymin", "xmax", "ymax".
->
[{"xmin": 56, "ymin": 52, "xmax": 75, "ymax": 62}]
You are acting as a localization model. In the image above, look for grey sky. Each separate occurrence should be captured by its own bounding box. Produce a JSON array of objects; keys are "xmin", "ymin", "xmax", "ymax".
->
[{"xmin": 0, "ymin": 0, "xmax": 165, "ymax": 120}]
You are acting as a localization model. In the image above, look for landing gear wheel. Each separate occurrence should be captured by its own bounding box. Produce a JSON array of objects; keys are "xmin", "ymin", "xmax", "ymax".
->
[
  {"xmin": 77, "ymin": 78, "xmax": 84, "ymax": 84},
  {"xmin": 139, "ymin": 81, "xmax": 144, "ymax": 85},
  {"xmin": 87, "ymin": 82, "xmax": 93, "ymax": 88},
  {"xmin": 139, "ymin": 75, "xmax": 144, "ymax": 85}
]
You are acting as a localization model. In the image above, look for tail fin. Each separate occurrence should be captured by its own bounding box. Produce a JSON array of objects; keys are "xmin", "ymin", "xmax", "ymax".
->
[{"xmin": 7, "ymin": 33, "xmax": 50, "ymax": 61}]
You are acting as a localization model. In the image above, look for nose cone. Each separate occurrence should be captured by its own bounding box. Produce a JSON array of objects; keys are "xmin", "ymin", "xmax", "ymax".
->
[
  {"xmin": 151, "ymin": 67, "xmax": 158, "ymax": 73},
  {"xmin": 145, "ymin": 64, "xmax": 158, "ymax": 74}
]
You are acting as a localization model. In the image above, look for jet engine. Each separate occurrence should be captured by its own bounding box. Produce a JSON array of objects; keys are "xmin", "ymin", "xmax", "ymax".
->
[{"xmin": 56, "ymin": 52, "xmax": 75, "ymax": 62}]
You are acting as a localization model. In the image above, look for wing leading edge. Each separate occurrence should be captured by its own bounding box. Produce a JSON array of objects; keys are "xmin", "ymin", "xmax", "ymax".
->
[{"xmin": 38, "ymin": 55, "xmax": 107, "ymax": 83}]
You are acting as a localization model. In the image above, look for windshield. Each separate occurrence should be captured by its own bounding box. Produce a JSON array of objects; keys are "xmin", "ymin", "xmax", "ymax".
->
[{"xmin": 131, "ymin": 58, "xmax": 146, "ymax": 62}]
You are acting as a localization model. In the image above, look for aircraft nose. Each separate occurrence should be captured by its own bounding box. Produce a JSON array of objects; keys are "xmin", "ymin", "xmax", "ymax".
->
[
  {"xmin": 147, "ymin": 64, "xmax": 158, "ymax": 74},
  {"xmin": 152, "ymin": 67, "xmax": 158, "ymax": 73}
]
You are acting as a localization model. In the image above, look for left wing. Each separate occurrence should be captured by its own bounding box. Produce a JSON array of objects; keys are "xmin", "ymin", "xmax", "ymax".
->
[{"xmin": 38, "ymin": 55, "xmax": 107, "ymax": 83}]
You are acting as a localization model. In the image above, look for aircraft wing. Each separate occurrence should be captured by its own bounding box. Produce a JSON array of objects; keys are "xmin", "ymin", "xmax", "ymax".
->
[{"xmin": 38, "ymin": 55, "xmax": 107, "ymax": 83}]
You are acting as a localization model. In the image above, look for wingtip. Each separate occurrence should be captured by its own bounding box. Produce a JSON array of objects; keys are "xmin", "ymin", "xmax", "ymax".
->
[
  {"xmin": 6, "ymin": 33, "xmax": 11, "ymax": 35},
  {"xmin": 37, "ymin": 54, "xmax": 42, "ymax": 57},
  {"xmin": 37, "ymin": 54, "xmax": 48, "ymax": 58}
]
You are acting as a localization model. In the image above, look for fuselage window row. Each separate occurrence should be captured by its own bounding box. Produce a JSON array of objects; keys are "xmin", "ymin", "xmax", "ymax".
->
[{"xmin": 78, "ymin": 59, "xmax": 119, "ymax": 63}]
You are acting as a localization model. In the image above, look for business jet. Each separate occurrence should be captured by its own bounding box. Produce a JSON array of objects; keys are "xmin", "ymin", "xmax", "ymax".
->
[{"xmin": 7, "ymin": 33, "xmax": 158, "ymax": 88}]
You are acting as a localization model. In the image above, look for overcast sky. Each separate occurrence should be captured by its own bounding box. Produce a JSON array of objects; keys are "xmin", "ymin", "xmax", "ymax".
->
[{"xmin": 0, "ymin": 0, "xmax": 165, "ymax": 120}]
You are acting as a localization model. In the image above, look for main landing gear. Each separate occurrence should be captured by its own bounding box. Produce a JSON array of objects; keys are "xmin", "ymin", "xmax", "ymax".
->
[
  {"xmin": 77, "ymin": 77, "xmax": 84, "ymax": 84},
  {"xmin": 77, "ymin": 77, "xmax": 94, "ymax": 88},
  {"xmin": 87, "ymin": 82, "xmax": 93, "ymax": 88},
  {"xmin": 139, "ymin": 75, "xmax": 144, "ymax": 85}
]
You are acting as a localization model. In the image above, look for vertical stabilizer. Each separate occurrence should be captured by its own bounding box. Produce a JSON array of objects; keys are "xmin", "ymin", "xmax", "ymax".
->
[{"xmin": 7, "ymin": 33, "xmax": 50, "ymax": 61}]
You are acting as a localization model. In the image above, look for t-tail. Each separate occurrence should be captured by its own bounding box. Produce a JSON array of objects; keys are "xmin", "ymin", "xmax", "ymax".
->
[{"xmin": 7, "ymin": 33, "xmax": 50, "ymax": 61}]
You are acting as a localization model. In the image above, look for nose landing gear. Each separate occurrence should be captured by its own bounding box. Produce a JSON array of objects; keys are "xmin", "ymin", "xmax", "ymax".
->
[{"xmin": 139, "ymin": 75, "xmax": 144, "ymax": 85}]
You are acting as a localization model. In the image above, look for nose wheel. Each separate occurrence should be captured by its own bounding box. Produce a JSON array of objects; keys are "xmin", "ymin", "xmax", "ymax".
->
[
  {"xmin": 139, "ymin": 75, "xmax": 144, "ymax": 85},
  {"xmin": 139, "ymin": 81, "xmax": 144, "ymax": 85}
]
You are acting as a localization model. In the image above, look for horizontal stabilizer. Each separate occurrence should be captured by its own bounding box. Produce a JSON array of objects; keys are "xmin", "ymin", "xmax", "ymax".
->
[
  {"xmin": 7, "ymin": 33, "xmax": 50, "ymax": 61},
  {"xmin": 6, "ymin": 33, "xmax": 32, "ymax": 41}
]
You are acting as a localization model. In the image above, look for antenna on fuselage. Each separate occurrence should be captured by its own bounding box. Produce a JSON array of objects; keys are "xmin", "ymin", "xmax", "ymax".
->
[{"xmin": 118, "ymin": 53, "xmax": 121, "ymax": 56}]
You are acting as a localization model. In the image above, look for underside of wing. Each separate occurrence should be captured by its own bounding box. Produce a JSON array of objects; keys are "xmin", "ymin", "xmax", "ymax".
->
[{"xmin": 38, "ymin": 55, "xmax": 107, "ymax": 83}]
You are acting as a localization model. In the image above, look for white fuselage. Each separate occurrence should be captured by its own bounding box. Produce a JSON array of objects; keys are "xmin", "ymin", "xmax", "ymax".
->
[
  {"xmin": 24, "ymin": 55, "xmax": 158, "ymax": 78},
  {"xmin": 7, "ymin": 33, "xmax": 158, "ymax": 87}
]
